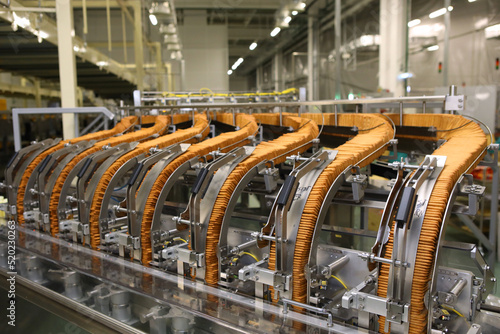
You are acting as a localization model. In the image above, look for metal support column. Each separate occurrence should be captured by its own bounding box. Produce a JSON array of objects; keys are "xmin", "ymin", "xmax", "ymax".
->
[
  {"xmin": 334, "ymin": 0, "xmax": 341, "ymax": 100},
  {"xmin": 274, "ymin": 49, "xmax": 283, "ymax": 92},
  {"xmin": 153, "ymin": 42, "xmax": 164, "ymax": 91},
  {"xmin": 307, "ymin": 15, "xmax": 314, "ymax": 101},
  {"xmin": 256, "ymin": 65, "xmax": 263, "ymax": 92},
  {"xmin": 443, "ymin": 0, "xmax": 450, "ymax": 87},
  {"xmin": 133, "ymin": 1, "xmax": 144, "ymax": 91},
  {"xmin": 307, "ymin": 14, "xmax": 319, "ymax": 101},
  {"xmin": 379, "ymin": 0, "xmax": 407, "ymax": 97},
  {"xmin": 55, "ymin": 0, "xmax": 77, "ymax": 140}
]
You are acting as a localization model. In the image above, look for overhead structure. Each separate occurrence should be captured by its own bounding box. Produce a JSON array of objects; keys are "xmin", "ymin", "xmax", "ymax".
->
[{"xmin": 1, "ymin": 90, "xmax": 499, "ymax": 334}]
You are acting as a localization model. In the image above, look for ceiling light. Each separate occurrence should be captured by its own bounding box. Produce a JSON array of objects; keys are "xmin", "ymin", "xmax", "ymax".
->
[
  {"xmin": 249, "ymin": 42, "xmax": 257, "ymax": 50},
  {"xmin": 149, "ymin": 14, "xmax": 158, "ymax": 26},
  {"xmin": 397, "ymin": 72, "xmax": 414, "ymax": 80},
  {"xmin": 227, "ymin": 70, "xmax": 233, "ymax": 75},
  {"xmin": 284, "ymin": 16, "xmax": 292, "ymax": 24},
  {"xmin": 292, "ymin": 10, "xmax": 298, "ymax": 16},
  {"xmin": 429, "ymin": 8, "xmax": 447, "ymax": 19},
  {"xmin": 408, "ymin": 19, "xmax": 421, "ymax": 28},
  {"xmin": 12, "ymin": 12, "xmax": 30, "ymax": 28},
  {"xmin": 485, "ymin": 23, "xmax": 500, "ymax": 39},
  {"xmin": 468, "ymin": 0, "xmax": 477, "ymax": 2},
  {"xmin": 96, "ymin": 61, "xmax": 109, "ymax": 67},
  {"xmin": 427, "ymin": 45, "xmax": 439, "ymax": 51},
  {"xmin": 231, "ymin": 58, "xmax": 244, "ymax": 71},
  {"xmin": 300, "ymin": 2, "xmax": 306, "ymax": 9},
  {"xmin": 448, "ymin": 6, "xmax": 453, "ymax": 11},
  {"xmin": 270, "ymin": 27, "xmax": 281, "ymax": 37}
]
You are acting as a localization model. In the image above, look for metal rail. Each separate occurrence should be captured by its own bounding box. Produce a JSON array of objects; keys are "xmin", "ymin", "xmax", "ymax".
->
[
  {"xmin": 12, "ymin": 107, "xmax": 115, "ymax": 152},
  {"xmin": 124, "ymin": 94, "xmax": 451, "ymax": 110}
]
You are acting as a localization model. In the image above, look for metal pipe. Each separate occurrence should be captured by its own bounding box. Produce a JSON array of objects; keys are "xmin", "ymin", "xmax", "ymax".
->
[
  {"xmin": 335, "ymin": 0, "xmax": 342, "ymax": 100},
  {"xmin": 231, "ymin": 239, "xmax": 257, "ymax": 254},
  {"xmin": 82, "ymin": 0, "xmax": 88, "ymax": 35},
  {"xmin": 449, "ymin": 278, "xmax": 466, "ymax": 297},
  {"xmin": 125, "ymin": 95, "xmax": 450, "ymax": 111},
  {"xmin": 443, "ymin": 0, "xmax": 450, "ymax": 86},
  {"xmin": 121, "ymin": 9, "xmax": 128, "ymax": 63},
  {"xmin": 281, "ymin": 298, "xmax": 333, "ymax": 327},
  {"xmin": 327, "ymin": 255, "xmax": 349, "ymax": 274},
  {"xmin": 106, "ymin": 0, "xmax": 112, "ymax": 52},
  {"xmin": 307, "ymin": 15, "xmax": 314, "ymax": 101}
]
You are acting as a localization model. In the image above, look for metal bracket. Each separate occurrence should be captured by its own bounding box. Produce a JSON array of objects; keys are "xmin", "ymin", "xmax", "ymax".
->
[
  {"xmin": 452, "ymin": 174, "xmax": 485, "ymax": 216},
  {"xmin": 345, "ymin": 172, "xmax": 367, "ymax": 202},
  {"xmin": 259, "ymin": 167, "xmax": 279, "ymax": 192},
  {"xmin": 444, "ymin": 95, "xmax": 465, "ymax": 112}
]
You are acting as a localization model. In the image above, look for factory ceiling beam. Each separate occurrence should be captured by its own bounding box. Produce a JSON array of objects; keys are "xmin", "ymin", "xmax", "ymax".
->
[
  {"xmin": 0, "ymin": 80, "xmax": 61, "ymax": 98},
  {"xmin": 0, "ymin": 1, "xmax": 139, "ymax": 86},
  {"xmin": 18, "ymin": 0, "xmax": 283, "ymax": 9},
  {"xmin": 240, "ymin": 0, "xmax": 376, "ymax": 76}
]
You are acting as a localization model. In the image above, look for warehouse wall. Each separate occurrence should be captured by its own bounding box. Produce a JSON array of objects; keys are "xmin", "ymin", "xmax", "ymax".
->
[
  {"xmin": 251, "ymin": 0, "xmax": 500, "ymax": 100},
  {"xmin": 178, "ymin": 10, "xmax": 229, "ymax": 92}
]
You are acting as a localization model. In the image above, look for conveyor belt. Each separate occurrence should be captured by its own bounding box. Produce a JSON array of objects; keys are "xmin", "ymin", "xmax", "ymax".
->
[
  {"xmin": 16, "ymin": 116, "xmax": 139, "ymax": 225},
  {"xmin": 377, "ymin": 114, "xmax": 488, "ymax": 334},
  {"xmin": 267, "ymin": 113, "xmax": 394, "ymax": 303},
  {"xmin": 140, "ymin": 113, "xmax": 259, "ymax": 263},
  {"xmin": 205, "ymin": 114, "xmax": 319, "ymax": 285},
  {"xmin": 89, "ymin": 114, "xmax": 210, "ymax": 248},
  {"xmin": 47, "ymin": 115, "xmax": 174, "ymax": 235}
]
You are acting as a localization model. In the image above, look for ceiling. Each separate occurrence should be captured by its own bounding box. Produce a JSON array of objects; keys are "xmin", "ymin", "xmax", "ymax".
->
[{"xmin": 0, "ymin": 19, "xmax": 136, "ymax": 98}]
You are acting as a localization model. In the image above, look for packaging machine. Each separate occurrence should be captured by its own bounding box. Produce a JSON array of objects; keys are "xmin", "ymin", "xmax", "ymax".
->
[{"xmin": 1, "ymin": 90, "xmax": 499, "ymax": 334}]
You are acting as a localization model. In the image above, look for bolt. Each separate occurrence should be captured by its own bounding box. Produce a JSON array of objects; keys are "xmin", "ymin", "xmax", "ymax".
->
[{"xmin": 359, "ymin": 304, "xmax": 364, "ymax": 310}]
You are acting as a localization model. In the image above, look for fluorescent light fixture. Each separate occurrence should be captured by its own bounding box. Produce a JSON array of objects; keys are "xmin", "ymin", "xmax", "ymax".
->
[
  {"xmin": 292, "ymin": 10, "xmax": 298, "ymax": 16},
  {"xmin": 408, "ymin": 19, "xmax": 421, "ymax": 28},
  {"xmin": 12, "ymin": 12, "xmax": 30, "ymax": 28},
  {"xmin": 231, "ymin": 58, "xmax": 244, "ymax": 71},
  {"xmin": 34, "ymin": 30, "xmax": 49, "ymax": 41},
  {"xmin": 348, "ymin": 93, "xmax": 354, "ymax": 100},
  {"xmin": 227, "ymin": 69, "xmax": 233, "ymax": 75},
  {"xmin": 397, "ymin": 72, "xmax": 414, "ymax": 80},
  {"xmin": 284, "ymin": 16, "xmax": 292, "ymax": 24},
  {"xmin": 270, "ymin": 27, "xmax": 281, "ymax": 37},
  {"xmin": 429, "ymin": 8, "xmax": 447, "ymax": 18},
  {"xmin": 468, "ymin": 0, "xmax": 477, "ymax": 2},
  {"xmin": 406, "ymin": 86, "xmax": 411, "ymax": 93},
  {"xmin": 149, "ymin": 14, "xmax": 158, "ymax": 26},
  {"xmin": 485, "ymin": 23, "xmax": 500, "ymax": 39},
  {"xmin": 359, "ymin": 35, "xmax": 374, "ymax": 46},
  {"xmin": 96, "ymin": 61, "xmax": 109, "ymax": 67},
  {"xmin": 427, "ymin": 44, "xmax": 439, "ymax": 51},
  {"xmin": 249, "ymin": 42, "xmax": 257, "ymax": 50}
]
